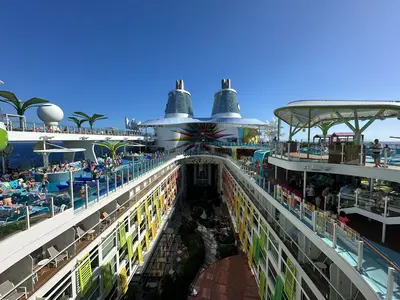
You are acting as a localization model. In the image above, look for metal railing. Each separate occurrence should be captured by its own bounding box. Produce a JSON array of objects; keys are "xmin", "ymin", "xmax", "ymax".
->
[
  {"xmin": 338, "ymin": 189, "xmax": 400, "ymax": 217},
  {"xmin": 0, "ymin": 162, "xmax": 181, "ymax": 300},
  {"xmin": 3, "ymin": 119, "xmax": 148, "ymax": 137},
  {"xmin": 217, "ymin": 153, "xmax": 399, "ymax": 299},
  {"xmin": 0, "ymin": 149, "xmax": 184, "ymax": 241}
]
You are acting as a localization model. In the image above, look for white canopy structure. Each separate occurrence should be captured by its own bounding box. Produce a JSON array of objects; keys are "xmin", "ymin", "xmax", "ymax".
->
[
  {"xmin": 274, "ymin": 100, "xmax": 400, "ymax": 143},
  {"xmin": 274, "ymin": 100, "xmax": 400, "ymax": 128}
]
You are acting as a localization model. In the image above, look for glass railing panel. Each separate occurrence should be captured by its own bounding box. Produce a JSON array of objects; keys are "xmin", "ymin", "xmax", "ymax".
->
[{"xmin": 0, "ymin": 151, "xmax": 181, "ymax": 242}]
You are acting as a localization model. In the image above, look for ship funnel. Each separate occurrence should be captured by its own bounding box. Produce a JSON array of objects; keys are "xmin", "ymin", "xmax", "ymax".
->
[
  {"xmin": 165, "ymin": 80, "xmax": 194, "ymax": 118},
  {"xmin": 175, "ymin": 80, "xmax": 185, "ymax": 90},
  {"xmin": 211, "ymin": 79, "xmax": 241, "ymax": 118},
  {"xmin": 221, "ymin": 79, "xmax": 231, "ymax": 89}
]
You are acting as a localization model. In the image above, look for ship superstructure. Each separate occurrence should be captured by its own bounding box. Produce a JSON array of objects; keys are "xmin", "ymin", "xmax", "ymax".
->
[{"xmin": 0, "ymin": 88, "xmax": 397, "ymax": 300}]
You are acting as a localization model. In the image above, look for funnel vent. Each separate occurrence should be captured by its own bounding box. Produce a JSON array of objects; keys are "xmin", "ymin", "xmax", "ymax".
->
[
  {"xmin": 165, "ymin": 80, "xmax": 194, "ymax": 118},
  {"xmin": 211, "ymin": 79, "xmax": 241, "ymax": 118}
]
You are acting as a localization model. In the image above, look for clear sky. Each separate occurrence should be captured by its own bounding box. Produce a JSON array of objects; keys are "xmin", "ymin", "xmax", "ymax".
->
[{"xmin": 1, "ymin": 0, "xmax": 400, "ymax": 140}]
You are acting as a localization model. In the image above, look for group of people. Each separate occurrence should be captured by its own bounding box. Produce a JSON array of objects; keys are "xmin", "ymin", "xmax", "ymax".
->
[{"xmin": 304, "ymin": 184, "xmax": 350, "ymax": 224}]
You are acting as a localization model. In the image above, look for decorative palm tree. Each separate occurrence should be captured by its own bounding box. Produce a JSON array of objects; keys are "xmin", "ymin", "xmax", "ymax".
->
[
  {"xmin": 93, "ymin": 141, "xmax": 129, "ymax": 160},
  {"xmin": 317, "ymin": 121, "xmax": 339, "ymax": 143},
  {"xmin": 68, "ymin": 116, "xmax": 87, "ymax": 129},
  {"xmin": 0, "ymin": 91, "xmax": 49, "ymax": 128},
  {"xmin": 72, "ymin": 112, "xmax": 107, "ymax": 130}
]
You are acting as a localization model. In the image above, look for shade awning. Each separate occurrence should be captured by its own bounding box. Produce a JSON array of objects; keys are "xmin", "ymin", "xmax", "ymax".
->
[{"xmin": 274, "ymin": 100, "xmax": 400, "ymax": 127}]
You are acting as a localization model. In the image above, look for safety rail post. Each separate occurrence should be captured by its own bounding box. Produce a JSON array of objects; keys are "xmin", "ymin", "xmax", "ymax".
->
[
  {"xmin": 106, "ymin": 176, "xmax": 110, "ymax": 196},
  {"xmin": 262, "ymin": 178, "xmax": 266, "ymax": 190},
  {"xmin": 50, "ymin": 197, "xmax": 55, "ymax": 217},
  {"xmin": 280, "ymin": 144, "xmax": 283, "ymax": 159},
  {"xmin": 337, "ymin": 193, "xmax": 341, "ymax": 212},
  {"xmin": 357, "ymin": 241, "xmax": 363, "ymax": 271},
  {"xmin": 312, "ymin": 211, "xmax": 317, "ymax": 232},
  {"xmin": 267, "ymin": 180, "xmax": 271, "ymax": 194},
  {"xmin": 69, "ymin": 171, "xmax": 74, "ymax": 209},
  {"xmin": 299, "ymin": 200, "xmax": 304, "ymax": 220},
  {"xmin": 132, "ymin": 157, "xmax": 135, "ymax": 179},
  {"xmin": 332, "ymin": 223, "xmax": 337, "ymax": 248},
  {"xmin": 384, "ymin": 148, "xmax": 388, "ymax": 168},
  {"xmin": 25, "ymin": 206, "xmax": 30, "ymax": 229},
  {"xmin": 96, "ymin": 180, "xmax": 100, "ymax": 202},
  {"xmin": 121, "ymin": 170, "xmax": 124, "ymax": 186},
  {"xmin": 127, "ymin": 168, "xmax": 130, "ymax": 183},
  {"xmin": 114, "ymin": 173, "xmax": 117, "ymax": 191},
  {"xmin": 355, "ymin": 189, "xmax": 359, "ymax": 207},
  {"xmin": 324, "ymin": 196, "xmax": 327, "ymax": 211},
  {"xmin": 273, "ymin": 184, "xmax": 277, "ymax": 199},
  {"xmin": 85, "ymin": 184, "xmax": 89, "ymax": 208},
  {"xmin": 386, "ymin": 267, "xmax": 394, "ymax": 300},
  {"xmin": 340, "ymin": 142, "xmax": 345, "ymax": 163},
  {"xmin": 383, "ymin": 196, "xmax": 389, "ymax": 217}
]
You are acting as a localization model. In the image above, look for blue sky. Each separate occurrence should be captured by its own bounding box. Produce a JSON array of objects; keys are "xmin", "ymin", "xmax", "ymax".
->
[{"xmin": 1, "ymin": 0, "xmax": 400, "ymax": 141}]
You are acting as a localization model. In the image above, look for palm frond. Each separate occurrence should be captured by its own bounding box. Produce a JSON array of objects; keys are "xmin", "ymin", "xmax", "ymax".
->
[
  {"xmin": 73, "ymin": 112, "xmax": 91, "ymax": 119},
  {"xmin": 68, "ymin": 117, "xmax": 87, "ymax": 126},
  {"xmin": 0, "ymin": 99, "xmax": 19, "ymax": 110},
  {"xmin": 92, "ymin": 116, "xmax": 108, "ymax": 121},
  {"xmin": 0, "ymin": 91, "xmax": 19, "ymax": 103},
  {"xmin": 92, "ymin": 113, "xmax": 107, "ymax": 120},
  {"xmin": 21, "ymin": 97, "xmax": 49, "ymax": 111},
  {"xmin": 0, "ymin": 91, "xmax": 21, "ymax": 109}
]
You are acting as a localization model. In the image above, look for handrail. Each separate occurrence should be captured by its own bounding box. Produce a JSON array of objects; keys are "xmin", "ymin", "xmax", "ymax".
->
[
  {"xmin": 0, "ymin": 162, "xmax": 181, "ymax": 300},
  {"xmin": 359, "ymin": 236, "xmax": 400, "ymax": 273},
  {"xmin": 271, "ymin": 181, "xmax": 400, "ymax": 274}
]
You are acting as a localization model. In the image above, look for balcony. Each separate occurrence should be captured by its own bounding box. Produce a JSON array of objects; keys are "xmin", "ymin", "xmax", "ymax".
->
[
  {"xmin": 0, "ymin": 151, "xmax": 183, "ymax": 275},
  {"xmin": 229, "ymin": 160, "xmax": 400, "ymax": 300},
  {"xmin": 0, "ymin": 163, "xmax": 180, "ymax": 300}
]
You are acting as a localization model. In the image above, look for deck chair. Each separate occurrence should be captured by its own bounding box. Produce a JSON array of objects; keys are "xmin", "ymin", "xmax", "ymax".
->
[
  {"xmin": 102, "ymin": 212, "xmax": 112, "ymax": 224},
  {"xmin": 47, "ymin": 246, "xmax": 69, "ymax": 268},
  {"xmin": 76, "ymin": 227, "xmax": 86, "ymax": 241},
  {"xmin": 0, "ymin": 280, "xmax": 27, "ymax": 300}
]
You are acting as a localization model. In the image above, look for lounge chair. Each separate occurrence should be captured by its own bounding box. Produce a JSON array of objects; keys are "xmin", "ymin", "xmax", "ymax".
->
[
  {"xmin": 76, "ymin": 227, "xmax": 86, "ymax": 241},
  {"xmin": 47, "ymin": 246, "xmax": 69, "ymax": 268},
  {"xmin": 102, "ymin": 212, "xmax": 112, "ymax": 224},
  {"xmin": 0, "ymin": 280, "xmax": 27, "ymax": 300}
]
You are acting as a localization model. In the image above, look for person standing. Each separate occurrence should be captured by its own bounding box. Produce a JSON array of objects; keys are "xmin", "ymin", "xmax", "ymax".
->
[
  {"xmin": 305, "ymin": 184, "xmax": 315, "ymax": 203},
  {"xmin": 371, "ymin": 139, "xmax": 383, "ymax": 167}
]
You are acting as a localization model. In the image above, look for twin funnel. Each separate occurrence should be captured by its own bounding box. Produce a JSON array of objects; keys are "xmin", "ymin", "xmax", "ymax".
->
[
  {"xmin": 164, "ymin": 80, "xmax": 194, "ymax": 118},
  {"xmin": 164, "ymin": 79, "xmax": 242, "ymax": 119}
]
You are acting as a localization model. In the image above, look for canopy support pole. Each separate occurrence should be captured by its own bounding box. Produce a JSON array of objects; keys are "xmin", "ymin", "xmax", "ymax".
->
[
  {"xmin": 334, "ymin": 110, "xmax": 357, "ymax": 132},
  {"xmin": 335, "ymin": 109, "xmax": 385, "ymax": 144},
  {"xmin": 291, "ymin": 126, "xmax": 303, "ymax": 137},
  {"xmin": 289, "ymin": 115, "xmax": 293, "ymax": 141},
  {"xmin": 307, "ymin": 109, "xmax": 311, "ymax": 159},
  {"xmin": 277, "ymin": 119, "xmax": 281, "ymax": 142}
]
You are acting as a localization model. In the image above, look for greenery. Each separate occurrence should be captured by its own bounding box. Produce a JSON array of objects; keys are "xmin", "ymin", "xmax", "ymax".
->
[
  {"xmin": 160, "ymin": 219, "xmax": 205, "ymax": 300},
  {"xmin": 72, "ymin": 112, "xmax": 108, "ymax": 130},
  {"xmin": 191, "ymin": 206, "xmax": 204, "ymax": 219},
  {"xmin": 68, "ymin": 116, "xmax": 87, "ymax": 129},
  {"xmin": 0, "ymin": 91, "xmax": 49, "ymax": 128},
  {"xmin": 0, "ymin": 221, "xmax": 26, "ymax": 239},
  {"xmin": 93, "ymin": 141, "xmax": 129, "ymax": 159},
  {"xmin": 217, "ymin": 244, "xmax": 238, "ymax": 260},
  {"xmin": 218, "ymin": 231, "xmax": 235, "ymax": 244}
]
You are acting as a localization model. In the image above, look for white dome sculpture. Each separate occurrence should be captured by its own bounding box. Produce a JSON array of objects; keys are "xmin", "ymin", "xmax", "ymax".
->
[{"xmin": 37, "ymin": 104, "xmax": 64, "ymax": 126}]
